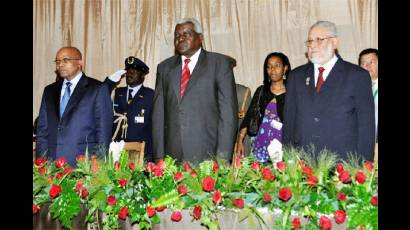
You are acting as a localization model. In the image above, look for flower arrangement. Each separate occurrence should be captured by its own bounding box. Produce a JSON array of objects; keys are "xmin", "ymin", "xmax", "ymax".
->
[{"xmin": 33, "ymin": 147, "xmax": 378, "ymax": 230}]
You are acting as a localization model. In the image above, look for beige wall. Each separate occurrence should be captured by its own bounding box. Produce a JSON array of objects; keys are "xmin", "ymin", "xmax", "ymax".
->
[{"xmin": 33, "ymin": 0, "xmax": 377, "ymax": 121}]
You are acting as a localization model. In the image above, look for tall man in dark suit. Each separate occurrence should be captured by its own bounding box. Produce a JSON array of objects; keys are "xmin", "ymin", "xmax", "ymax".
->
[
  {"xmin": 152, "ymin": 18, "xmax": 238, "ymax": 163},
  {"xmin": 283, "ymin": 21, "xmax": 375, "ymax": 161},
  {"xmin": 36, "ymin": 47, "xmax": 113, "ymax": 165},
  {"xmin": 105, "ymin": 56, "xmax": 154, "ymax": 162}
]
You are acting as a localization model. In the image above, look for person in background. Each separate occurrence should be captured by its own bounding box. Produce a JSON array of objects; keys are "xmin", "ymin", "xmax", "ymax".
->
[
  {"xmin": 104, "ymin": 56, "xmax": 154, "ymax": 162},
  {"xmin": 358, "ymin": 48, "xmax": 378, "ymax": 143},
  {"xmin": 36, "ymin": 46, "xmax": 113, "ymax": 166},
  {"xmin": 283, "ymin": 21, "xmax": 375, "ymax": 161},
  {"xmin": 152, "ymin": 17, "xmax": 238, "ymax": 164},
  {"xmin": 225, "ymin": 56, "xmax": 253, "ymax": 157},
  {"xmin": 236, "ymin": 52, "xmax": 291, "ymax": 163}
]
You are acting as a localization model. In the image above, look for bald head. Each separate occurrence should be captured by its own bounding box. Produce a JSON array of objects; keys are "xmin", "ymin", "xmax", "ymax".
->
[{"xmin": 55, "ymin": 46, "xmax": 83, "ymax": 80}]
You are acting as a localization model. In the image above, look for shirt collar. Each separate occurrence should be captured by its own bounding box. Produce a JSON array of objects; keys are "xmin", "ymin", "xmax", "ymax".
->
[
  {"xmin": 314, "ymin": 54, "xmax": 338, "ymax": 72},
  {"xmin": 181, "ymin": 48, "xmax": 201, "ymax": 64}
]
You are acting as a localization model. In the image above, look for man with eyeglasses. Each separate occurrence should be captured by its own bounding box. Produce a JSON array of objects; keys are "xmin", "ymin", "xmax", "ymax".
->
[
  {"xmin": 35, "ymin": 46, "xmax": 113, "ymax": 166},
  {"xmin": 283, "ymin": 21, "xmax": 375, "ymax": 161}
]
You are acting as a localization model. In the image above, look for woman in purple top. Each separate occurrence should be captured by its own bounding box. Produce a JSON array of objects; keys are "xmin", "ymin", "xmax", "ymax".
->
[{"xmin": 236, "ymin": 52, "xmax": 291, "ymax": 162}]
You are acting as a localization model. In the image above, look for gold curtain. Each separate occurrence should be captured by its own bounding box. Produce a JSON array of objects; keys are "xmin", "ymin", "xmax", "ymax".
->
[{"xmin": 33, "ymin": 0, "xmax": 377, "ymax": 121}]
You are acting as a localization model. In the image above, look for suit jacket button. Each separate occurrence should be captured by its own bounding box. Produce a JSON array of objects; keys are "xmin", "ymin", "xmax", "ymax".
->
[{"xmin": 314, "ymin": 117, "xmax": 320, "ymax": 122}]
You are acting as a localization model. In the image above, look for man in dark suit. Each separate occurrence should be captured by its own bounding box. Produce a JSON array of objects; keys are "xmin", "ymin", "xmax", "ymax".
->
[
  {"xmin": 105, "ymin": 56, "xmax": 154, "ymax": 162},
  {"xmin": 36, "ymin": 47, "xmax": 113, "ymax": 166},
  {"xmin": 152, "ymin": 18, "xmax": 238, "ymax": 163},
  {"xmin": 283, "ymin": 21, "xmax": 375, "ymax": 161}
]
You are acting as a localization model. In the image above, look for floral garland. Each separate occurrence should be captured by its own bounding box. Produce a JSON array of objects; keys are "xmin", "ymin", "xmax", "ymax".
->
[{"xmin": 33, "ymin": 148, "xmax": 378, "ymax": 230}]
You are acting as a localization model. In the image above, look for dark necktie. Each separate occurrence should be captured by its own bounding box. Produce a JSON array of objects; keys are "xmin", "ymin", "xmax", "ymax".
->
[
  {"xmin": 316, "ymin": 67, "xmax": 325, "ymax": 93},
  {"xmin": 181, "ymin": 58, "xmax": 191, "ymax": 97},
  {"xmin": 128, "ymin": 89, "xmax": 133, "ymax": 104},
  {"xmin": 60, "ymin": 82, "xmax": 72, "ymax": 117}
]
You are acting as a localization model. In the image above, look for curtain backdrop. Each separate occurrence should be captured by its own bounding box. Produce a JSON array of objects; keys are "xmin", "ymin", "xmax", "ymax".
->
[{"xmin": 33, "ymin": 0, "xmax": 378, "ymax": 121}]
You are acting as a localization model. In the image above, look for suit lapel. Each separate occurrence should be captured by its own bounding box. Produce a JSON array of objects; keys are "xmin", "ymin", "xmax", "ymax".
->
[
  {"xmin": 61, "ymin": 74, "xmax": 88, "ymax": 118},
  {"xmin": 169, "ymin": 57, "xmax": 183, "ymax": 103},
  {"xmin": 304, "ymin": 64, "xmax": 316, "ymax": 102},
  {"xmin": 53, "ymin": 81, "xmax": 63, "ymax": 119}
]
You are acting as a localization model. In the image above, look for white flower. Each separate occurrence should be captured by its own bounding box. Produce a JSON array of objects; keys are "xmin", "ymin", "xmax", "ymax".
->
[
  {"xmin": 267, "ymin": 138, "xmax": 283, "ymax": 165},
  {"xmin": 109, "ymin": 140, "xmax": 125, "ymax": 162}
]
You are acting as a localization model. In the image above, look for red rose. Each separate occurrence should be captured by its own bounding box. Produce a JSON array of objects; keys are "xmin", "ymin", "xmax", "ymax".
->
[
  {"xmin": 371, "ymin": 196, "xmax": 378, "ymax": 206},
  {"xmin": 261, "ymin": 167, "xmax": 275, "ymax": 181},
  {"xmin": 355, "ymin": 171, "xmax": 366, "ymax": 184},
  {"xmin": 232, "ymin": 198, "xmax": 244, "ymax": 208},
  {"xmin": 193, "ymin": 206, "xmax": 202, "ymax": 220},
  {"xmin": 157, "ymin": 159, "xmax": 166, "ymax": 169},
  {"xmin": 292, "ymin": 217, "xmax": 301, "ymax": 230},
  {"xmin": 174, "ymin": 172, "xmax": 183, "ymax": 182},
  {"xmin": 118, "ymin": 178, "xmax": 127, "ymax": 188},
  {"xmin": 357, "ymin": 225, "xmax": 364, "ymax": 230},
  {"xmin": 114, "ymin": 161, "xmax": 120, "ymax": 171},
  {"xmin": 75, "ymin": 180, "xmax": 83, "ymax": 192},
  {"xmin": 128, "ymin": 163, "xmax": 135, "ymax": 171},
  {"xmin": 276, "ymin": 161, "xmax": 286, "ymax": 173},
  {"xmin": 202, "ymin": 176, "xmax": 215, "ymax": 192},
  {"xmin": 302, "ymin": 165, "xmax": 313, "ymax": 176},
  {"xmin": 252, "ymin": 161, "xmax": 260, "ymax": 171},
  {"xmin": 171, "ymin": 211, "xmax": 182, "ymax": 222},
  {"xmin": 49, "ymin": 184, "xmax": 62, "ymax": 198},
  {"xmin": 47, "ymin": 176, "xmax": 53, "ymax": 183},
  {"xmin": 334, "ymin": 210, "xmax": 346, "ymax": 224},
  {"xmin": 63, "ymin": 167, "xmax": 72, "ymax": 175},
  {"xmin": 337, "ymin": 192, "xmax": 347, "ymax": 201},
  {"xmin": 107, "ymin": 195, "xmax": 117, "ymax": 206},
  {"xmin": 338, "ymin": 171, "xmax": 351, "ymax": 183},
  {"xmin": 177, "ymin": 184, "xmax": 187, "ymax": 195},
  {"xmin": 336, "ymin": 163, "xmax": 345, "ymax": 174},
  {"xmin": 183, "ymin": 162, "xmax": 191, "ymax": 172},
  {"xmin": 118, "ymin": 206, "xmax": 128, "ymax": 220},
  {"xmin": 213, "ymin": 161, "xmax": 219, "ymax": 173},
  {"xmin": 306, "ymin": 176, "xmax": 318, "ymax": 187},
  {"xmin": 55, "ymin": 172, "xmax": 63, "ymax": 179},
  {"xmin": 363, "ymin": 161, "xmax": 374, "ymax": 172},
  {"xmin": 55, "ymin": 157, "xmax": 66, "ymax": 168},
  {"xmin": 35, "ymin": 157, "xmax": 46, "ymax": 167},
  {"xmin": 213, "ymin": 190, "xmax": 221, "ymax": 204},
  {"xmin": 153, "ymin": 165, "xmax": 163, "ymax": 177},
  {"xmin": 263, "ymin": 192, "xmax": 272, "ymax": 203},
  {"xmin": 76, "ymin": 154, "xmax": 85, "ymax": 162},
  {"xmin": 319, "ymin": 216, "xmax": 332, "ymax": 230},
  {"xmin": 33, "ymin": 204, "xmax": 40, "ymax": 214},
  {"xmin": 190, "ymin": 170, "xmax": 198, "ymax": 177},
  {"xmin": 156, "ymin": 206, "xmax": 165, "ymax": 212},
  {"xmin": 146, "ymin": 162, "xmax": 155, "ymax": 173},
  {"xmin": 81, "ymin": 188, "xmax": 89, "ymax": 198},
  {"xmin": 278, "ymin": 187, "xmax": 292, "ymax": 202},
  {"xmin": 146, "ymin": 206, "xmax": 156, "ymax": 217},
  {"xmin": 38, "ymin": 167, "xmax": 45, "ymax": 175}
]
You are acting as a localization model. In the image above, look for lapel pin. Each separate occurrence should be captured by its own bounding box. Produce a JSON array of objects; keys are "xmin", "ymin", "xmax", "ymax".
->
[{"xmin": 306, "ymin": 77, "xmax": 310, "ymax": 86}]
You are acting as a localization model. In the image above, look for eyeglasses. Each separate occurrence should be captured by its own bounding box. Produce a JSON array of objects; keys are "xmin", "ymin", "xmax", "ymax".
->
[
  {"xmin": 304, "ymin": 37, "xmax": 334, "ymax": 46},
  {"xmin": 53, "ymin": 58, "xmax": 81, "ymax": 65}
]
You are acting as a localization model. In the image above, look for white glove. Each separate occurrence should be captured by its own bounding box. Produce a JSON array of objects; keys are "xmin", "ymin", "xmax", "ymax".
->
[{"xmin": 108, "ymin": 69, "xmax": 127, "ymax": 83}]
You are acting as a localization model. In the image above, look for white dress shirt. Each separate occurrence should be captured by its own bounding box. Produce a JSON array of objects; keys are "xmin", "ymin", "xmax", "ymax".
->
[
  {"xmin": 314, "ymin": 55, "xmax": 338, "ymax": 87},
  {"xmin": 181, "ymin": 48, "xmax": 202, "ymax": 73},
  {"xmin": 60, "ymin": 72, "xmax": 83, "ymax": 100}
]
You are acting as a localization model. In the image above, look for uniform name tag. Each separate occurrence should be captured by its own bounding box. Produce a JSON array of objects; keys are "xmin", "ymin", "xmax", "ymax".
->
[
  {"xmin": 135, "ymin": 116, "xmax": 144, "ymax": 123},
  {"xmin": 271, "ymin": 119, "xmax": 283, "ymax": 130}
]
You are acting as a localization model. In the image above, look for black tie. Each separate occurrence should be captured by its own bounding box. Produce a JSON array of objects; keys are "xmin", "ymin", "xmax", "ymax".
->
[{"xmin": 128, "ymin": 89, "xmax": 133, "ymax": 104}]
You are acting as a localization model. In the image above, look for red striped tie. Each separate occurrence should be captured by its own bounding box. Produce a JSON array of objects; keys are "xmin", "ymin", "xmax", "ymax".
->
[
  {"xmin": 181, "ymin": 58, "xmax": 191, "ymax": 97},
  {"xmin": 316, "ymin": 67, "xmax": 325, "ymax": 93}
]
